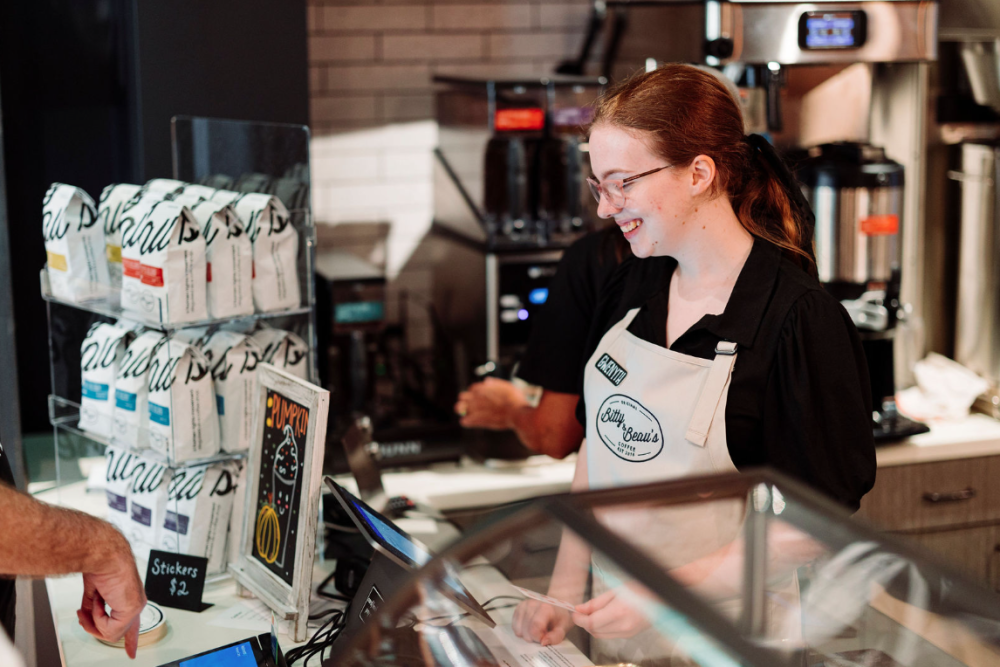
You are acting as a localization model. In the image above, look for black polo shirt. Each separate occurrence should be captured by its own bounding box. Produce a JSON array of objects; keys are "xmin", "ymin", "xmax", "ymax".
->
[
  {"xmin": 517, "ymin": 226, "xmax": 626, "ymax": 393},
  {"xmin": 578, "ymin": 238, "xmax": 876, "ymax": 511},
  {"xmin": 0, "ymin": 442, "xmax": 16, "ymax": 639}
]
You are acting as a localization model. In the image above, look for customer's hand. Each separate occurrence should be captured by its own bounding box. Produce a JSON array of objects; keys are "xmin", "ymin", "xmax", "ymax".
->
[
  {"xmin": 572, "ymin": 588, "xmax": 652, "ymax": 639},
  {"xmin": 511, "ymin": 599, "xmax": 574, "ymax": 646},
  {"xmin": 76, "ymin": 531, "xmax": 146, "ymax": 659},
  {"xmin": 454, "ymin": 377, "xmax": 529, "ymax": 430}
]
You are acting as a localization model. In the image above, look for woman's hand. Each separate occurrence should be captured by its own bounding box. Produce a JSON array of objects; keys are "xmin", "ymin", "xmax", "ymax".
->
[
  {"xmin": 572, "ymin": 588, "xmax": 652, "ymax": 639},
  {"xmin": 511, "ymin": 599, "xmax": 574, "ymax": 646},
  {"xmin": 454, "ymin": 378, "xmax": 529, "ymax": 430}
]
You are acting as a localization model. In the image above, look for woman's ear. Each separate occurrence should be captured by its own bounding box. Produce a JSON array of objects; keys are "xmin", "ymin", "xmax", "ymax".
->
[{"xmin": 688, "ymin": 155, "xmax": 717, "ymax": 196}]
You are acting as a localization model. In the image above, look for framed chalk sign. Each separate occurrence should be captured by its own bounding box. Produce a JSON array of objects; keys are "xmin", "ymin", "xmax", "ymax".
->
[{"xmin": 230, "ymin": 363, "xmax": 329, "ymax": 641}]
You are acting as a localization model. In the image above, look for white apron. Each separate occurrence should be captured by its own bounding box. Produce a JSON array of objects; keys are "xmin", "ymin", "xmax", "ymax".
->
[{"xmin": 582, "ymin": 307, "xmax": 799, "ymax": 665}]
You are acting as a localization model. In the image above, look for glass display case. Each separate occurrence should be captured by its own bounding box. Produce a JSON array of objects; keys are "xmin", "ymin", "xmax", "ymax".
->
[
  {"xmin": 329, "ymin": 470, "xmax": 1000, "ymax": 666},
  {"xmin": 40, "ymin": 118, "xmax": 318, "ymax": 575}
]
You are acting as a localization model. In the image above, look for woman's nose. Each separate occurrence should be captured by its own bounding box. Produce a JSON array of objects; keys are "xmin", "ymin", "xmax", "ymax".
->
[{"xmin": 596, "ymin": 194, "xmax": 622, "ymax": 219}]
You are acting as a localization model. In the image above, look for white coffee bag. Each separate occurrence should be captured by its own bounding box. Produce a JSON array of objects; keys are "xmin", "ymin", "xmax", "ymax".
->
[
  {"xmin": 202, "ymin": 331, "xmax": 261, "ymax": 453},
  {"xmin": 80, "ymin": 323, "xmax": 134, "ymax": 438},
  {"xmin": 98, "ymin": 183, "xmax": 143, "ymax": 293},
  {"xmin": 43, "ymin": 183, "xmax": 111, "ymax": 302},
  {"xmin": 231, "ymin": 194, "xmax": 300, "ymax": 312},
  {"xmin": 182, "ymin": 184, "xmax": 217, "ymax": 200},
  {"xmin": 104, "ymin": 445, "xmax": 145, "ymax": 535},
  {"xmin": 159, "ymin": 461, "xmax": 239, "ymax": 574},
  {"xmin": 113, "ymin": 331, "xmax": 166, "ymax": 449},
  {"xmin": 147, "ymin": 339, "xmax": 221, "ymax": 463},
  {"xmin": 126, "ymin": 457, "xmax": 173, "ymax": 562},
  {"xmin": 189, "ymin": 200, "xmax": 254, "ymax": 318},
  {"xmin": 121, "ymin": 200, "xmax": 208, "ymax": 325},
  {"xmin": 251, "ymin": 327, "xmax": 309, "ymax": 380},
  {"xmin": 210, "ymin": 189, "xmax": 240, "ymax": 206},
  {"xmin": 143, "ymin": 178, "xmax": 187, "ymax": 198}
]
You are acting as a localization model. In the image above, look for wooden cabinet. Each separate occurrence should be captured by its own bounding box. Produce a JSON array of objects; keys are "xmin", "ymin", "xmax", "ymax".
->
[{"xmin": 857, "ymin": 455, "xmax": 1000, "ymax": 592}]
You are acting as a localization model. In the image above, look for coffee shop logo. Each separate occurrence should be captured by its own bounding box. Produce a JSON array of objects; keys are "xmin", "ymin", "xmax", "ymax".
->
[{"xmin": 596, "ymin": 394, "xmax": 664, "ymax": 462}]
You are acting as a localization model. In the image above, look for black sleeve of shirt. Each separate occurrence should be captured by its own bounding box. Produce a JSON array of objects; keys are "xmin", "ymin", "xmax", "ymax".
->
[
  {"xmin": 517, "ymin": 229, "xmax": 621, "ymax": 393},
  {"xmin": 760, "ymin": 289, "xmax": 876, "ymax": 512}
]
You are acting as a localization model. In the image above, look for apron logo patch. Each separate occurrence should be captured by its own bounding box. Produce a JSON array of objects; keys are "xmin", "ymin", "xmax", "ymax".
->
[
  {"xmin": 595, "ymin": 353, "xmax": 627, "ymax": 386},
  {"xmin": 595, "ymin": 394, "xmax": 664, "ymax": 462}
]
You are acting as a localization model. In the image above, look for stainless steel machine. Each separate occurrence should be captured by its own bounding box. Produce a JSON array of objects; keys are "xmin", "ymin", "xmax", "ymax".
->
[
  {"xmin": 798, "ymin": 142, "xmax": 929, "ymax": 439},
  {"xmin": 433, "ymin": 75, "xmax": 608, "ymax": 379}
]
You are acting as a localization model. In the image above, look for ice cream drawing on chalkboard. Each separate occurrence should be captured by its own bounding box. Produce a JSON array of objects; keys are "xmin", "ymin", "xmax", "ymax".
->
[{"xmin": 253, "ymin": 389, "xmax": 307, "ymax": 584}]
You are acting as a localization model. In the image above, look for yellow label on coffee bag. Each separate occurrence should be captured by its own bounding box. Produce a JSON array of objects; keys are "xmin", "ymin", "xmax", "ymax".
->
[
  {"xmin": 47, "ymin": 251, "xmax": 67, "ymax": 272},
  {"xmin": 106, "ymin": 244, "xmax": 122, "ymax": 264}
]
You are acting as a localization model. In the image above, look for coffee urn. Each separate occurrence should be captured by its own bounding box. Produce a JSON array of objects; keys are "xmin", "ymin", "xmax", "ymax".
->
[{"xmin": 799, "ymin": 142, "xmax": 929, "ymax": 441}]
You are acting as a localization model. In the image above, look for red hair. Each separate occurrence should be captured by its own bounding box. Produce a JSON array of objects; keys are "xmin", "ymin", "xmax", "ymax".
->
[{"xmin": 591, "ymin": 64, "xmax": 816, "ymax": 273}]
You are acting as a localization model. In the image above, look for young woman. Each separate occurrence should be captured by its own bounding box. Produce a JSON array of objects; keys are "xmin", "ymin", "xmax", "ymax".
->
[{"xmin": 512, "ymin": 64, "xmax": 876, "ymax": 657}]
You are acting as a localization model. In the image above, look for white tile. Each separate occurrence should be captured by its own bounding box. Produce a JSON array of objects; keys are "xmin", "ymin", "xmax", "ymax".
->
[{"xmin": 312, "ymin": 153, "xmax": 380, "ymax": 182}]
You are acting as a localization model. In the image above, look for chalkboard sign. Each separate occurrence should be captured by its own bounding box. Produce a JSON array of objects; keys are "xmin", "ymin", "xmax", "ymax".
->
[
  {"xmin": 144, "ymin": 550, "xmax": 209, "ymax": 612},
  {"xmin": 252, "ymin": 388, "xmax": 308, "ymax": 585},
  {"xmin": 229, "ymin": 363, "xmax": 329, "ymax": 642}
]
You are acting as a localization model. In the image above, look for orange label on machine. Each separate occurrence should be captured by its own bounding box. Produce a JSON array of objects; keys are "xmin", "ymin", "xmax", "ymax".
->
[
  {"xmin": 495, "ymin": 108, "xmax": 545, "ymax": 131},
  {"xmin": 860, "ymin": 214, "xmax": 899, "ymax": 236}
]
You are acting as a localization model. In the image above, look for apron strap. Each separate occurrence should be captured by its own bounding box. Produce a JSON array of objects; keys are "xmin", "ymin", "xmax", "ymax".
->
[{"xmin": 685, "ymin": 341, "xmax": 738, "ymax": 447}]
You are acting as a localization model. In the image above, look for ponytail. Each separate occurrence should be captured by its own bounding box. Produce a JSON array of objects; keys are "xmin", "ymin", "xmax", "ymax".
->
[{"xmin": 736, "ymin": 135, "xmax": 817, "ymax": 278}]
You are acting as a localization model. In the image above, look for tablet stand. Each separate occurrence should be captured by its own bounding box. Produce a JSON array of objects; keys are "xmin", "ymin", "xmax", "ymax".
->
[{"xmin": 341, "ymin": 550, "xmax": 410, "ymax": 640}]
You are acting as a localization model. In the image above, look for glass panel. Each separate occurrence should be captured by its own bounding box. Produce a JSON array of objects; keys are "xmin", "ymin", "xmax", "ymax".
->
[
  {"xmin": 335, "ymin": 474, "xmax": 1000, "ymax": 666},
  {"xmin": 171, "ymin": 116, "xmax": 311, "ymax": 212},
  {"xmin": 332, "ymin": 509, "xmax": 773, "ymax": 667}
]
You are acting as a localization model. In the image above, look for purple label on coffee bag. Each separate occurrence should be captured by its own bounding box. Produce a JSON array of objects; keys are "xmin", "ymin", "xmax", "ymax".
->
[
  {"xmin": 106, "ymin": 490, "xmax": 127, "ymax": 512},
  {"xmin": 131, "ymin": 503, "xmax": 152, "ymax": 526},
  {"xmin": 163, "ymin": 510, "xmax": 190, "ymax": 535}
]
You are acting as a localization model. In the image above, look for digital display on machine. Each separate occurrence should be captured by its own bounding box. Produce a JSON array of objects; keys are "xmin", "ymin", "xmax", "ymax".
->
[
  {"xmin": 799, "ymin": 11, "xmax": 866, "ymax": 50},
  {"xmin": 528, "ymin": 288, "xmax": 549, "ymax": 305},
  {"xmin": 179, "ymin": 641, "xmax": 261, "ymax": 667}
]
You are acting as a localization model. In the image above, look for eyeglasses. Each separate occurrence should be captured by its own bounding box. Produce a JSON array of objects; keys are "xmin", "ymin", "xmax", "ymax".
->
[{"xmin": 587, "ymin": 165, "xmax": 673, "ymax": 209}]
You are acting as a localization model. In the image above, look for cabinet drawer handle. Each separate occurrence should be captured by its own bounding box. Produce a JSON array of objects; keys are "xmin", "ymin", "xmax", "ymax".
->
[{"xmin": 922, "ymin": 487, "xmax": 976, "ymax": 503}]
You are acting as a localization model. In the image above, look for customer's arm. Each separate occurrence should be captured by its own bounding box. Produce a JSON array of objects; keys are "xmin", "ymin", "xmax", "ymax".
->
[
  {"xmin": 0, "ymin": 482, "xmax": 146, "ymax": 658},
  {"xmin": 455, "ymin": 378, "xmax": 583, "ymax": 458}
]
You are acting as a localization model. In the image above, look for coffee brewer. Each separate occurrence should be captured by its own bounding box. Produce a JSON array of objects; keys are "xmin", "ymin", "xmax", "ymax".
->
[{"xmin": 798, "ymin": 143, "xmax": 929, "ymax": 440}]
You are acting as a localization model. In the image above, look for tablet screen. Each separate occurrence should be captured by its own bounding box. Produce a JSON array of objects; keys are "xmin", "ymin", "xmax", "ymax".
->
[
  {"xmin": 178, "ymin": 641, "xmax": 261, "ymax": 667},
  {"xmin": 348, "ymin": 497, "xmax": 431, "ymax": 567}
]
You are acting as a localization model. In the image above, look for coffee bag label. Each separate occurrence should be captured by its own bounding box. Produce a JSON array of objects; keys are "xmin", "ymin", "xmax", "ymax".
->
[
  {"xmin": 232, "ymin": 194, "xmax": 301, "ymax": 312},
  {"xmin": 104, "ymin": 445, "xmax": 146, "ymax": 535},
  {"xmin": 189, "ymin": 201, "xmax": 254, "ymax": 318},
  {"xmin": 113, "ymin": 331, "xmax": 166, "ymax": 449},
  {"xmin": 119, "ymin": 196, "xmax": 166, "ymax": 316},
  {"xmin": 147, "ymin": 339, "xmax": 221, "ymax": 463},
  {"xmin": 126, "ymin": 457, "xmax": 173, "ymax": 562},
  {"xmin": 159, "ymin": 461, "xmax": 239, "ymax": 574},
  {"xmin": 121, "ymin": 200, "xmax": 208, "ymax": 324},
  {"xmin": 251, "ymin": 328, "xmax": 309, "ymax": 380},
  {"xmin": 210, "ymin": 189, "xmax": 240, "ymax": 206},
  {"xmin": 80, "ymin": 323, "xmax": 134, "ymax": 438},
  {"xmin": 43, "ymin": 183, "xmax": 111, "ymax": 302},
  {"xmin": 98, "ymin": 183, "xmax": 143, "ymax": 292},
  {"xmin": 203, "ymin": 331, "xmax": 261, "ymax": 453}
]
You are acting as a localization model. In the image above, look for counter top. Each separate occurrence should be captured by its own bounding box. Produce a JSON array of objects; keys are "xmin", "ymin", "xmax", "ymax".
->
[
  {"xmin": 873, "ymin": 414, "xmax": 1000, "ymax": 467},
  {"xmin": 35, "ymin": 412, "xmax": 1000, "ymax": 665}
]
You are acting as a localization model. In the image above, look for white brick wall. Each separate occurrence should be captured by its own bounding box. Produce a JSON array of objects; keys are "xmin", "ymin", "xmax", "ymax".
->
[{"xmin": 308, "ymin": 0, "xmax": 593, "ymax": 282}]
